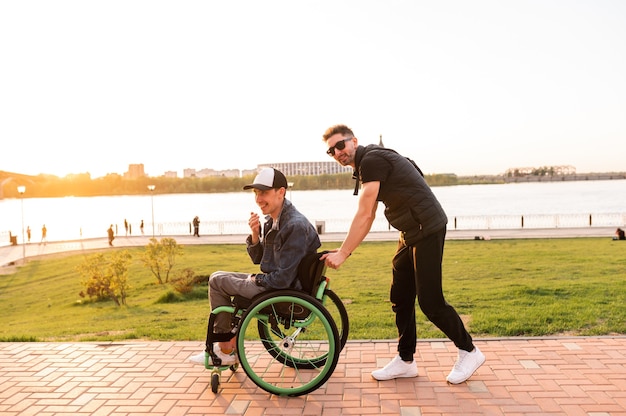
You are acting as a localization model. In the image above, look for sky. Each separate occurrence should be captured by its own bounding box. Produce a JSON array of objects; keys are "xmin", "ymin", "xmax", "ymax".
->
[{"xmin": 1, "ymin": 0, "xmax": 625, "ymax": 178}]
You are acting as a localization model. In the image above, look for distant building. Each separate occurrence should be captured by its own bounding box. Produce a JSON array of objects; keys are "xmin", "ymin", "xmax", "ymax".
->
[
  {"xmin": 196, "ymin": 168, "xmax": 219, "ymax": 177},
  {"xmin": 163, "ymin": 171, "xmax": 178, "ymax": 178},
  {"xmin": 256, "ymin": 161, "xmax": 352, "ymax": 176},
  {"xmin": 183, "ymin": 168, "xmax": 197, "ymax": 178},
  {"xmin": 241, "ymin": 169, "xmax": 258, "ymax": 177},
  {"xmin": 124, "ymin": 164, "xmax": 145, "ymax": 179},
  {"xmin": 183, "ymin": 168, "xmax": 240, "ymax": 178},
  {"xmin": 216, "ymin": 169, "xmax": 240, "ymax": 178},
  {"xmin": 172, "ymin": 161, "xmax": 351, "ymax": 179}
]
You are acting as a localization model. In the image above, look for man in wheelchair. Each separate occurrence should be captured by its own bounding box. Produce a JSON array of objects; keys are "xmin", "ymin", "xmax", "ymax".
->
[{"xmin": 190, "ymin": 168, "xmax": 321, "ymax": 366}]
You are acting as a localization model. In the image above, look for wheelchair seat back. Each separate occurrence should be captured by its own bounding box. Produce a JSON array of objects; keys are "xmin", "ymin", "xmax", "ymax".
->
[
  {"xmin": 296, "ymin": 250, "xmax": 328, "ymax": 297},
  {"xmin": 232, "ymin": 251, "xmax": 328, "ymax": 318}
]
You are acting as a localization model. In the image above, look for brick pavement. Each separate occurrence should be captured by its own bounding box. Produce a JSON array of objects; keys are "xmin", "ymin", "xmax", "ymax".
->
[{"xmin": 1, "ymin": 337, "xmax": 624, "ymax": 415}]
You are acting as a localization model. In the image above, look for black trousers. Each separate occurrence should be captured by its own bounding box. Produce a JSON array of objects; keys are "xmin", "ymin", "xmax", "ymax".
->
[{"xmin": 391, "ymin": 228, "xmax": 474, "ymax": 361}]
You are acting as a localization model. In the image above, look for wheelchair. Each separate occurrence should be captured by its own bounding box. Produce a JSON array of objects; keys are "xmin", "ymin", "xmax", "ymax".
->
[{"xmin": 201, "ymin": 251, "xmax": 349, "ymax": 396}]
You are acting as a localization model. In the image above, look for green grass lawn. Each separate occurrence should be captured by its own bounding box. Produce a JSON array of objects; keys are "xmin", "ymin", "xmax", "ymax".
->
[{"xmin": 1, "ymin": 238, "xmax": 624, "ymax": 342}]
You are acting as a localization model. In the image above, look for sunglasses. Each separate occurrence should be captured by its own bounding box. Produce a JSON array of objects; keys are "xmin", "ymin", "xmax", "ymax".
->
[{"xmin": 326, "ymin": 137, "xmax": 353, "ymax": 156}]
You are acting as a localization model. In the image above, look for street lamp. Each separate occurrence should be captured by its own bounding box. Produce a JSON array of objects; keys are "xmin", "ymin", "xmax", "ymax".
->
[
  {"xmin": 147, "ymin": 185, "xmax": 155, "ymax": 237},
  {"xmin": 17, "ymin": 186, "xmax": 26, "ymax": 262},
  {"xmin": 287, "ymin": 182, "xmax": 294, "ymax": 201}
]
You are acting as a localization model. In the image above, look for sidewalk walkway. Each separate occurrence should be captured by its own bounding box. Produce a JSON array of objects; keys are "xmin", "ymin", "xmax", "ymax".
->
[
  {"xmin": 0, "ymin": 226, "xmax": 616, "ymax": 268},
  {"xmin": 1, "ymin": 337, "xmax": 624, "ymax": 415}
]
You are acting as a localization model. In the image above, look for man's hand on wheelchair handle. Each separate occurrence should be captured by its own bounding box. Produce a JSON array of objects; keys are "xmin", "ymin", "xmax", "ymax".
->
[{"xmin": 322, "ymin": 249, "xmax": 350, "ymax": 270}]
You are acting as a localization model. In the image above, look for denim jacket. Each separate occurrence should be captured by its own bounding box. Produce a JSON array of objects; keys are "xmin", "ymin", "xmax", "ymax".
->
[{"xmin": 246, "ymin": 199, "xmax": 321, "ymax": 289}]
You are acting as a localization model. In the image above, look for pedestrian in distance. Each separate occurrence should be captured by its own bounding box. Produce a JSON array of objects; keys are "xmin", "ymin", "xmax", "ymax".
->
[
  {"xmin": 189, "ymin": 168, "xmax": 321, "ymax": 366},
  {"xmin": 321, "ymin": 124, "xmax": 485, "ymax": 384},
  {"xmin": 193, "ymin": 216, "xmax": 200, "ymax": 237},
  {"xmin": 107, "ymin": 225, "xmax": 115, "ymax": 246},
  {"xmin": 40, "ymin": 224, "xmax": 47, "ymax": 245}
]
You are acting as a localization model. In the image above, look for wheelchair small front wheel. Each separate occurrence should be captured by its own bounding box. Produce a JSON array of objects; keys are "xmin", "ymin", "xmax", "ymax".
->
[
  {"xmin": 237, "ymin": 290, "xmax": 340, "ymax": 396},
  {"xmin": 210, "ymin": 371, "xmax": 220, "ymax": 393}
]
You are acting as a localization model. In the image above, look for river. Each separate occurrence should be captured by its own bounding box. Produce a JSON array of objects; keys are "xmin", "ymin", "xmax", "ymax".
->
[{"xmin": 1, "ymin": 180, "xmax": 625, "ymax": 244}]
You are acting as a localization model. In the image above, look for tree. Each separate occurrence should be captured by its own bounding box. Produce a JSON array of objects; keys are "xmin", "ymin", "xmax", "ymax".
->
[{"xmin": 141, "ymin": 237, "xmax": 183, "ymax": 284}]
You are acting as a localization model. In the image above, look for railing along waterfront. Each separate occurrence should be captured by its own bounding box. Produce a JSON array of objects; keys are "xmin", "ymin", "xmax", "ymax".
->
[
  {"xmin": 87, "ymin": 213, "xmax": 626, "ymax": 237},
  {"xmin": 449, "ymin": 212, "xmax": 626, "ymax": 230},
  {"xmin": 1, "ymin": 213, "xmax": 625, "ymax": 246}
]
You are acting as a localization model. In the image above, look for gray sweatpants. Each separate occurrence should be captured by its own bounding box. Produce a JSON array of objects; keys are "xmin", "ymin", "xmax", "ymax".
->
[{"xmin": 208, "ymin": 271, "xmax": 267, "ymax": 333}]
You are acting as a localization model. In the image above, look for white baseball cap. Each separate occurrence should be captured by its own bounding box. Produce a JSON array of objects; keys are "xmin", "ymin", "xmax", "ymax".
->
[{"xmin": 243, "ymin": 168, "xmax": 288, "ymax": 191}]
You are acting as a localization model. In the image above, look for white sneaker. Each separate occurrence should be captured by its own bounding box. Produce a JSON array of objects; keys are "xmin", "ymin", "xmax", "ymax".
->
[
  {"xmin": 446, "ymin": 347, "xmax": 485, "ymax": 384},
  {"xmin": 371, "ymin": 356, "xmax": 419, "ymax": 381},
  {"xmin": 188, "ymin": 347, "xmax": 237, "ymax": 366},
  {"xmin": 189, "ymin": 352, "xmax": 206, "ymax": 365}
]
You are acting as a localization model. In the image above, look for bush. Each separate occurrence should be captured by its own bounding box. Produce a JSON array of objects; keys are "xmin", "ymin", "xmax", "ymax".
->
[
  {"xmin": 77, "ymin": 250, "xmax": 132, "ymax": 306},
  {"xmin": 155, "ymin": 291, "xmax": 182, "ymax": 304},
  {"xmin": 141, "ymin": 237, "xmax": 183, "ymax": 284},
  {"xmin": 170, "ymin": 268, "xmax": 196, "ymax": 294}
]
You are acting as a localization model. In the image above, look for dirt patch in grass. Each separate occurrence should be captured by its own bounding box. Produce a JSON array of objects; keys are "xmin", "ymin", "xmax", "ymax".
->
[
  {"xmin": 47, "ymin": 330, "xmax": 140, "ymax": 342},
  {"xmin": 0, "ymin": 265, "xmax": 18, "ymax": 275}
]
